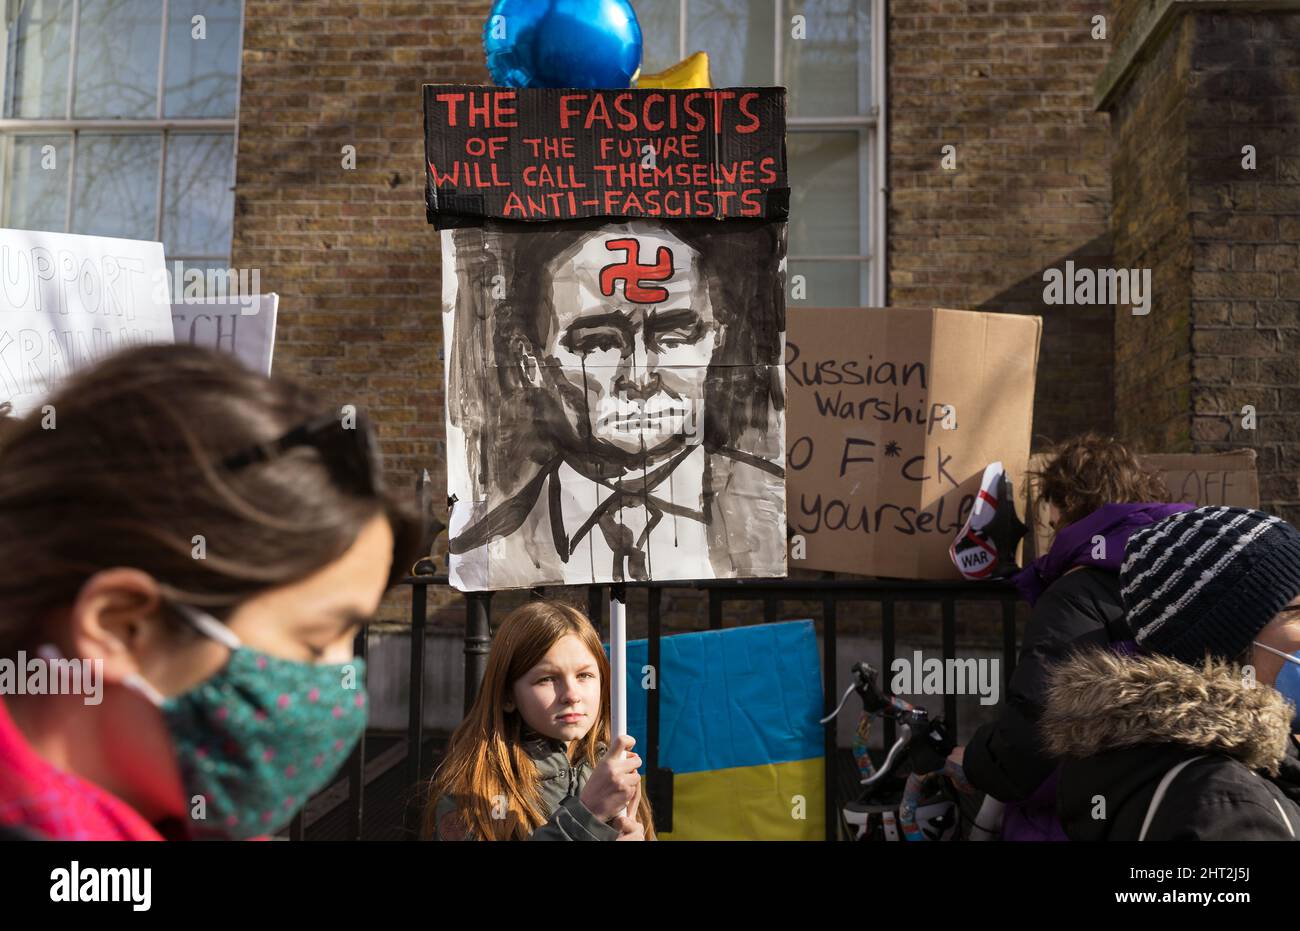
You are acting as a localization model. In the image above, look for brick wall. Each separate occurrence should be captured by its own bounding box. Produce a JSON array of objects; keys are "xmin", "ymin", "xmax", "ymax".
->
[
  {"xmin": 1108, "ymin": 9, "xmax": 1300, "ymax": 525},
  {"xmin": 233, "ymin": 1, "xmax": 487, "ymax": 618},
  {"xmin": 1108, "ymin": 15, "xmax": 1192, "ymax": 451},
  {"xmin": 231, "ymin": 3, "xmax": 1120, "ymax": 632},
  {"xmin": 888, "ymin": 0, "xmax": 1115, "ymax": 444},
  {"xmin": 1185, "ymin": 12, "xmax": 1300, "ymax": 526}
]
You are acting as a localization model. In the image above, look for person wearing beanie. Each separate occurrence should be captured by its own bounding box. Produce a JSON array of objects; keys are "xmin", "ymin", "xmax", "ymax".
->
[
  {"xmin": 958, "ymin": 433, "xmax": 1189, "ymax": 841},
  {"xmin": 1044, "ymin": 506, "xmax": 1300, "ymax": 840}
]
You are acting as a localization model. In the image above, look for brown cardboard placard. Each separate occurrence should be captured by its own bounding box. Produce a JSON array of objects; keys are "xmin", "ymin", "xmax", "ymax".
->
[
  {"xmin": 786, "ymin": 307, "xmax": 1042, "ymax": 579},
  {"xmin": 1143, "ymin": 451, "xmax": 1261, "ymax": 509},
  {"xmin": 1021, "ymin": 449, "xmax": 1261, "ymax": 561}
]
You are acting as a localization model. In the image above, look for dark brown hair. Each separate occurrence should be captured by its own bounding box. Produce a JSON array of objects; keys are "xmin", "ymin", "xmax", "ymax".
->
[
  {"xmin": 1032, "ymin": 432, "xmax": 1170, "ymax": 530},
  {"xmin": 0, "ymin": 401, "xmax": 15, "ymax": 445},
  {"xmin": 0, "ymin": 344, "xmax": 423, "ymax": 653}
]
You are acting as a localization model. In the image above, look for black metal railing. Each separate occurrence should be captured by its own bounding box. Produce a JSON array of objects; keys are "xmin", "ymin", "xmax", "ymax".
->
[{"xmin": 291, "ymin": 574, "xmax": 1023, "ymax": 841}]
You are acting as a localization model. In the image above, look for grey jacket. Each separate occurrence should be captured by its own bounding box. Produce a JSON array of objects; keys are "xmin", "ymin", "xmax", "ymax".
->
[{"xmin": 430, "ymin": 733, "xmax": 619, "ymax": 841}]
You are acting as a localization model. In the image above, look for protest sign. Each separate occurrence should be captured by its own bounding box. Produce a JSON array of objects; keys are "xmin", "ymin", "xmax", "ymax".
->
[
  {"xmin": 785, "ymin": 307, "xmax": 1042, "ymax": 579},
  {"xmin": 0, "ymin": 229, "xmax": 172, "ymax": 416},
  {"xmin": 171, "ymin": 293, "xmax": 279, "ymax": 375},
  {"xmin": 1023, "ymin": 449, "xmax": 1261, "ymax": 561},
  {"xmin": 426, "ymin": 85, "xmax": 789, "ymax": 592},
  {"xmin": 424, "ymin": 85, "xmax": 788, "ymax": 225}
]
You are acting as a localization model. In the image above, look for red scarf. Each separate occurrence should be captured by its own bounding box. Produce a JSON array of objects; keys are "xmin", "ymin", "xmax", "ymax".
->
[{"xmin": 0, "ymin": 697, "xmax": 165, "ymax": 840}]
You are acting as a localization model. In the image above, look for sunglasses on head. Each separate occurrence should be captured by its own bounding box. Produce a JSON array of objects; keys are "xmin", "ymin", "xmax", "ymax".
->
[{"xmin": 221, "ymin": 409, "xmax": 382, "ymax": 497}]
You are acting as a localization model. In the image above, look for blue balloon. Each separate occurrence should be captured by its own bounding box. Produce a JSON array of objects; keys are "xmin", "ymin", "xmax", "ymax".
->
[{"xmin": 483, "ymin": 0, "xmax": 643, "ymax": 89}]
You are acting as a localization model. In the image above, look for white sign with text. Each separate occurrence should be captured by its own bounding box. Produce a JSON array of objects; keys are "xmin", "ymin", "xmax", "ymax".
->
[
  {"xmin": 171, "ymin": 293, "xmax": 278, "ymax": 375},
  {"xmin": 0, "ymin": 228, "xmax": 173, "ymax": 415}
]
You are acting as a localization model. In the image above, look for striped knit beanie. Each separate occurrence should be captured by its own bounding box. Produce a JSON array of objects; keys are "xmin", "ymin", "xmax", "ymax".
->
[{"xmin": 1120, "ymin": 506, "xmax": 1300, "ymax": 666}]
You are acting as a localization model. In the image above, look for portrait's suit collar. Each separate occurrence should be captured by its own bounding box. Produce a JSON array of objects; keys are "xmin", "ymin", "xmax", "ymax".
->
[{"xmin": 552, "ymin": 444, "xmax": 708, "ymax": 573}]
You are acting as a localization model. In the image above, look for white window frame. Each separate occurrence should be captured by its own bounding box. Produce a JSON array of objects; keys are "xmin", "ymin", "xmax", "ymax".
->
[{"xmin": 0, "ymin": 0, "xmax": 244, "ymax": 269}]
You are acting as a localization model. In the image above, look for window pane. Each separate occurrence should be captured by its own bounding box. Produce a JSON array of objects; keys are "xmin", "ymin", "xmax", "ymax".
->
[
  {"xmin": 166, "ymin": 259, "xmax": 233, "ymax": 302},
  {"xmin": 788, "ymin": 130, "xmax": 860, "ymax": 256},
  {"xmin": 687, "ymin": 0, "xmax": 774, "ymax": 87},
  {"xmin": 788, "ymin": 260, "xmax": 863, "ymax": 307},
  {"xmin": 5, "ymin": 0, "xmax": 74, "ymax": 118},
  {"xmin": 71, "ymin": 133, "xmax": 160, "ymax": 241},
  {"xmin": 74, "ymin": 0, "xmax": 163, "ymax": 118},
  {"xmin": 3, "ymin": 134, "xmax": 71, "ymax": 231},
  {"xmin": 634, "ymin": 0, "xmax": 680, "ymax": 77},
  {"xmin": 163, "ymin": 134, "xmax": 234, "ymax": 257},
  {"xmin": 783, "ymin": 0, "xmax": 872, "ymax": 116},
  {"xmin": 164, "ymin": 0, "xmax": 241, "ymax": 117}
]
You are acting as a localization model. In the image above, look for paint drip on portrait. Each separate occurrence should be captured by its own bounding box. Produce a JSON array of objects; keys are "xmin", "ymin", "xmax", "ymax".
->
[{"xmin": 443, "ymin": 217, "xmax": 787, "ymax": 591}]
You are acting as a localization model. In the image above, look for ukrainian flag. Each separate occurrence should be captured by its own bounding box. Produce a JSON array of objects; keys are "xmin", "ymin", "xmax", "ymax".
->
[{"xmin": 620, "ymin": 620, "xmax": 825, "ymax": 840}]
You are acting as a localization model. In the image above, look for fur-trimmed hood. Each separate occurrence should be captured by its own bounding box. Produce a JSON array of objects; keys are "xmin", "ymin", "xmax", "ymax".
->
[{"xmin": 1040, "ymin": 648, "xmax": 1294, "ymax": 777}]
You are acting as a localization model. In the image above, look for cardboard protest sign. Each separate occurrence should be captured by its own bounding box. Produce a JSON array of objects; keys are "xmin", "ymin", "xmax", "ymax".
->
[
  {"xmin": 426, "ymin": 85, "xmax": 789, "ymax": 592},
  {"xmin": 785, "ymin": 307, "xmax": 1042, "ymax": 580},
  {"xmin": 171, "ymin": 293, "xmax": 279, "ymax": 376},
  {"xmin": 1023, "ymin": 449, "xmax": 1261, "ymax": 561},
  {"xmin": 1143, "ymin": 450, "xmax": 1260, "ymax": 509},
  {"xmin": 0, "ymin": 228, "xmax": 172, "ymax": 416}
]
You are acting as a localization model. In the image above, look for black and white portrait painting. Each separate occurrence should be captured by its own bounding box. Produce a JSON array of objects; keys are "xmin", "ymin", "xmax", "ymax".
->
[{"xmin": 443, "ymin": 217, "xmax": 786, "ymax": 591}]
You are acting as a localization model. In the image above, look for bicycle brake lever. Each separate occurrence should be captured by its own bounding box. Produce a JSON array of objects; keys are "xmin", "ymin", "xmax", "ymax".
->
[
  {"xmin": 819, "ymin": 681, "xmax": 858, "ymax": 725},
  {"xmin": 861, "ymin": 724, "xmax": 912, "ymax": 786}
]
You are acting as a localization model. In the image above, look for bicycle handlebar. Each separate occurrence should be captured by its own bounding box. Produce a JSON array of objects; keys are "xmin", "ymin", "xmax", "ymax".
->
[{"xmin": 824, "ymin": 661, "xmax": 955, "ymax": 784}]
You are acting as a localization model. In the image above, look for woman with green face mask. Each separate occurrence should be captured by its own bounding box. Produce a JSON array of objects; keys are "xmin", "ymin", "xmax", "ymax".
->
[{"xmin": 0, "ymin": 344, "xmax": 422, "ymax": 840}]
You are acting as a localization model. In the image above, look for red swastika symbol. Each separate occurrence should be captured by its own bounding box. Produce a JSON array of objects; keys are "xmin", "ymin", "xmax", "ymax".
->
[{"xmin": 599, "ymin": 238, "xmax": 674, "ymax": 304}]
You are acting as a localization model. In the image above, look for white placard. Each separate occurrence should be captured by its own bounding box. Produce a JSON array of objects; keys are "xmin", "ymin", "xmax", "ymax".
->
[
  {"xmin": 171, "ymin": 292, "xmax": 279, "ymax": 376},
  {"xmin": 442, "ymin": 220, "xmax": 788, "ymax": 592},
  {"xmin": 0, "ymin": 228, "xmax": 173, "ymax": 415}
]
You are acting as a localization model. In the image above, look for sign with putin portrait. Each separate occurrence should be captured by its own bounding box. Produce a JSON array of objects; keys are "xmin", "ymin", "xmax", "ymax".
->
[{"xmin": 425, "ymin": 85, "xmax": 789, "ymax": 592}]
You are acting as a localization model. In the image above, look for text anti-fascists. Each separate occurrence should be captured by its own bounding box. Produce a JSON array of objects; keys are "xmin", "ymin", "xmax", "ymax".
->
[{"xmin": 425, "ymin": 88, "xmax": 786, "ymax": 222}]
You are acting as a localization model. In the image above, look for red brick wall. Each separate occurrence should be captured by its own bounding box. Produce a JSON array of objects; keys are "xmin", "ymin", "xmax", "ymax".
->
[{"xmin": 233, "ymin": 0, "xmax": 487, "ymax": 508}]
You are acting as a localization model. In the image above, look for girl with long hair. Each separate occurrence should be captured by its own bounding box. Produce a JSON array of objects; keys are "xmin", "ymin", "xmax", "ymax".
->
[{"xmin": 425, "ymin": 599, "xmax": 653, "ymax": 840}]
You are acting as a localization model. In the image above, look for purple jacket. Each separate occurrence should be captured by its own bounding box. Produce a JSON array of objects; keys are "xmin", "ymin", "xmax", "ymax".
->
[{"xmin": 1012, "ymin": 502, "xmax": 1196, "ymax": 607}]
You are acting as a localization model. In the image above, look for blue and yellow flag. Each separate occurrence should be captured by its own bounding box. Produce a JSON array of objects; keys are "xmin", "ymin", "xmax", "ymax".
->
[{"xmin": 619, "ymin": 620, "xmax": 824, "ymax": 840}]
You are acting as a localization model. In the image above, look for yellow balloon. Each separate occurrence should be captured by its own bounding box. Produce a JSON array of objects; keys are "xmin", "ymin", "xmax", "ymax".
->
[{"xmin": 635, "ymin": 51, "xmax": 711, "ymax": 89}]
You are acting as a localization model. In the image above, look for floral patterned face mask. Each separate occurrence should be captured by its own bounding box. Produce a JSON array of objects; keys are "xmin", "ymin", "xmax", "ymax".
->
[{"xmin": 124, "ymin": 603, "xmax": 368, "ymax": 840}]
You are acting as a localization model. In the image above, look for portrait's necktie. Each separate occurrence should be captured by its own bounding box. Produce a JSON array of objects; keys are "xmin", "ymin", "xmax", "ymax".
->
[{"xmin": 565, "ymin": 447, "xmax": 706, "ymax": 579}]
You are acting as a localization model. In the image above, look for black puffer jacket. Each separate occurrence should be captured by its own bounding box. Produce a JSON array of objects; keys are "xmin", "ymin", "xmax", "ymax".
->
[
  {"xmin": 1043, "ymin": 649, "xmax": 1300, "ymax": 841},
  {"xmin": 964, "ymin": 567, "xmax": 1127, "ymax": 802}
]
